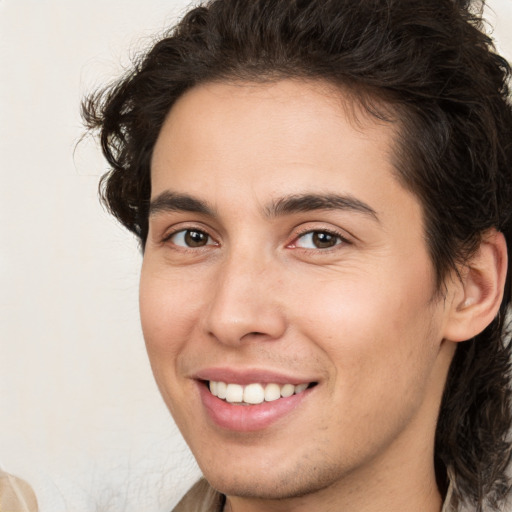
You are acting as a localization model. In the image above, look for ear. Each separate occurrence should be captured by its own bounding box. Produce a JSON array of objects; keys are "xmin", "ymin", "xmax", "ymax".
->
[{"xmin": 443, "ymin": 229, "xmax": 508, "ymax": 342}]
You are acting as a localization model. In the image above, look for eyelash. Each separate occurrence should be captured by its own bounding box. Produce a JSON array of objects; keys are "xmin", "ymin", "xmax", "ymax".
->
[
  {"xmin": 162, "ymin": 227, "xmax": 217, "ymax": 249},
  {"xmin": 290, "ymin": 228, "xmax": 350, "ymax": 251},
  {"xmin": 162, "ymin": 226, "xmax": 349, "ymax": 252}
]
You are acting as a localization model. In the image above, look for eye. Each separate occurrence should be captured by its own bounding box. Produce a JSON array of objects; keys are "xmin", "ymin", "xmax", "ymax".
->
[
  {"xmin": 294, "ymin": 230, "xmax": 344, "ymax": 249},
  {"xmin": 168, "ymin": 229, "xmax": 215, "ymax": 248}
]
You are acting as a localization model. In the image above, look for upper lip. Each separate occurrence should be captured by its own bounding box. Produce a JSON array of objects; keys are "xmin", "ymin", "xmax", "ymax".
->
[{"xmin": 193, "ymin": 367, "xmax": 318, "ymax": 386}]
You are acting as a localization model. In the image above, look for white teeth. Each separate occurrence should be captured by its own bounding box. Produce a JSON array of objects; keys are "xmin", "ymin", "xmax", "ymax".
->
[
  {"xmin": 264, "ymin": 383, "xmax": 281, "ymax": 402},
  {"xmin": 225, "ymin": 383, "xmax": 244, "ymax": 403},
  {"xmin": 217, "ymin": 381, "xmax": 227, "ymax": 399},
  {"xmin": 294, "ymin": 383, "xmax": 308, "ymax": 394},
  {"xmin": 243, "ymin": 383, "xmax": 265, "ymax": 404},
  {"xmin": 209, "ymin": 380, "xmax": 311, "ymax": 404},
  {"xmin": 280, "ymin": 383, "xmax": 295, "ymax": 398}
]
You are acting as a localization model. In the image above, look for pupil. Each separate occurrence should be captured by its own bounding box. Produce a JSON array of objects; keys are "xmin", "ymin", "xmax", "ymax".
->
[
  {"xmin": 313, "ymin": 232, "xmax": 336, "ymax": 248},
  {"xmin": 185, "ymin": 230, "xmax": 207, "ymax": 247}
]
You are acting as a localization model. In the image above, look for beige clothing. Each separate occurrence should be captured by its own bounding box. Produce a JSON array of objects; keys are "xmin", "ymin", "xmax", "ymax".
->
[
  {"xmin": 173, "ymin": 479, "xmax": 225, "ymax": 512},
  {"xmin": 173, "ymin": 478, "xmax": 458, "ymax": 512},
  {"xmin": 0, "ymin": 470, "xmax": 38, "ymax": 512}
]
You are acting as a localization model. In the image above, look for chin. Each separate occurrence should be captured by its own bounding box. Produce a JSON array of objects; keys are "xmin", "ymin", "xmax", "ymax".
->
[{"xmin": 200, "ymin": 459, "xmax": 343, "ymax": 501}]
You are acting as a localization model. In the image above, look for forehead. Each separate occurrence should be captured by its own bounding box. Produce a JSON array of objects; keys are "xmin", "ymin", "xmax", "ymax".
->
[{"xmin": 150, "ymin": 79, "xmax": 417, "ymax": 226}]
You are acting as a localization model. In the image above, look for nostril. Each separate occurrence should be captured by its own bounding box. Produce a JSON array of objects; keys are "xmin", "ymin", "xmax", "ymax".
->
[{"xmin": 204, "ymin": 298, "xmax": 287, "ymax": 346}]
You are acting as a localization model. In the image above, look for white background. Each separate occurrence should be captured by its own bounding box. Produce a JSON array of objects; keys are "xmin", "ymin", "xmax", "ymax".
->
[{"xmin": 1, "ymin": 1, "xmax": 511, "ymax": 511}]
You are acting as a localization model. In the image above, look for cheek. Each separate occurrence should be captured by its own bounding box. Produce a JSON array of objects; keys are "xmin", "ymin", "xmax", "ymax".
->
[
  {"xmin": 293, "ymin": 264, "xmax": 440, "ymax": 393},
  {"xmin": 138, "ymin": 263, "xmax": 211, "ymax": 427},
  {"xmin": 139, "ymin": 263, "xmax": 204, "ymax": 371},
  {"xmin": 294, "ymin": 275, "xmax": 442, "ymax": 454}
]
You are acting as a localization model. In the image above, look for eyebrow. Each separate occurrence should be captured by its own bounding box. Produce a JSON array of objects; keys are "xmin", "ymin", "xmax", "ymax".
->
[
  {"xmin": 149, "ymin": 191, "xmax": 378, "ymax": 221},
  {"xmin": 149, "ymin": 191, "xmax": 216, "ymax": 217},
  {"xmin": 266, "ymin": 193, "xmax": 379, "ymax": 221}
]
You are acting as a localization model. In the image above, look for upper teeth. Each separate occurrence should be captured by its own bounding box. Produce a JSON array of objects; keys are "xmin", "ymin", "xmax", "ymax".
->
[{"xmin": 209, "ymin": 381, "xmax": 309, "ymax": 405}]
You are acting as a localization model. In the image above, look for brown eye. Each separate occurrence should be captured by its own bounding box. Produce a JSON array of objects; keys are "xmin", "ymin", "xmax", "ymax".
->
[
  {"xmin": 295, "ymin": 230, "xmax": 343, "ymax": 249},
  {"xmin": 170, "ymin": 229, "xmax": 213, "ymax": 247},
  {"xmin": 185, "ymin": 230, "xmax": 208, "ymax": 247},
  {"xmin": 312, "ymin": 232, "xmax": 338, "ymax": 248}
]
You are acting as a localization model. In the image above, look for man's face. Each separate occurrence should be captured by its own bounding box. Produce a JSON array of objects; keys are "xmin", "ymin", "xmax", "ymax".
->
[{"xmin": 141, "ymin": 80, "xmax": 456, "ymax": 501}]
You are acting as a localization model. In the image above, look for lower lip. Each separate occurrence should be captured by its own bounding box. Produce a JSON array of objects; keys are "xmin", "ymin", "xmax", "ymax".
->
[{"xmin": 198, "ymin": 383, "xmax": 311, "ymax": 432}]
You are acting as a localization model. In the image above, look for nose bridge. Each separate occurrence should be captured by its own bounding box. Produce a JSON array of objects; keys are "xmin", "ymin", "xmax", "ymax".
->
[{"xmin": 204, "ymin": 245, "xmax": 286, "ymax": 345}]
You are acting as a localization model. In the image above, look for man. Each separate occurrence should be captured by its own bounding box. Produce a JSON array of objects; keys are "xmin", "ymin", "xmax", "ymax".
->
[{"xmin": 84, "ymin": 0, "xmax": 512, "ymax": 510}]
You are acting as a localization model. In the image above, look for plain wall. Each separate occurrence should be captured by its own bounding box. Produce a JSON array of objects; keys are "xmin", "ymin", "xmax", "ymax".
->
[{"xmin": 1, "ymin": 1, "xmax": 511, "ymax": 511}]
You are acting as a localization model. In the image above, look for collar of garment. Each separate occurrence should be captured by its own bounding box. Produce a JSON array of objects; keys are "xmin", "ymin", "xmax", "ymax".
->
[{"xmin": 173, "ymin": 478, "xmax": 458, "ymax": 512}]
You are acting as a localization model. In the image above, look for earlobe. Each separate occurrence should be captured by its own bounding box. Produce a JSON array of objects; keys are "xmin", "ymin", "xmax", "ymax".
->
[{"xmin": 443, "ymin": 230, "xmax": 508, "ymax": 343}]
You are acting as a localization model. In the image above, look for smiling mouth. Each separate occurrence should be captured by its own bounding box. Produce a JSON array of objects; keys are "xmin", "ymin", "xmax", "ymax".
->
[{"xmin": 207, "ymin": 380, "xmax": 316, "ymax": 405}]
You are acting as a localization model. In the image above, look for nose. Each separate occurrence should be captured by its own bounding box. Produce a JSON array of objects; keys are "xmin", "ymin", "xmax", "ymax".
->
[{"xmin": 203, "ymin": 252, "xmax": 287, "ymax": 346}]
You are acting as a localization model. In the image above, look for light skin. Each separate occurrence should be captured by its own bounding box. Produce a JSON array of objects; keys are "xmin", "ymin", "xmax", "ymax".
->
[{"xmin": 140, "ymin": 79, "xmax": 507, "ymax": 512}]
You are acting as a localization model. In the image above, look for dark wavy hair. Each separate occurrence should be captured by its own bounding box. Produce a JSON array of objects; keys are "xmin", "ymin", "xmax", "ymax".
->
[{"xmin": 83, "ymin": 0, "xmax": 512, "ymax": 509}]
